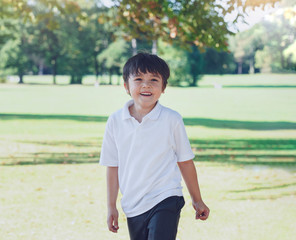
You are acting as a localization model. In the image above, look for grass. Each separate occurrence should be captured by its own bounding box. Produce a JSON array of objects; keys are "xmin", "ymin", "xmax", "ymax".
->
[{"xmin": 0, "ymin": 74, "xmax": 296, "ymax": 240}]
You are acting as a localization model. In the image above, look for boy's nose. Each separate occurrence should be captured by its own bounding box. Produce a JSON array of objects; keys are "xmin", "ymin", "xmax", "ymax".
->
[{"xmin": 142, "ymin": 81, "xmax": 151, "ymax": 87}]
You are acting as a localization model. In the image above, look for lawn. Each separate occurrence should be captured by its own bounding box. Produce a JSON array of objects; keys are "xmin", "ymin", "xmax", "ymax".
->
[{"xmin": 0, "ymin": 74, "xmax": 296, "ymax": 240}]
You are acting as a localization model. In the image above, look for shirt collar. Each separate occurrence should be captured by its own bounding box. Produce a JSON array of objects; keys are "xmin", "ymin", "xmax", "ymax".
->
[
  {"xmin": 122, "ymin": 100, "xmax": 134, "ymax": 120},
  {"xmin": 122, "ymin": 100, "xmax": 162, "ymax": 121}
]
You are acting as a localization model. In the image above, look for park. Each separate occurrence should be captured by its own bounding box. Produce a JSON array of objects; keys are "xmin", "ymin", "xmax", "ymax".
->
[
  {"xmin": 1, "ymin": 0, "xmax": 296, "ymax": 240},
  {"xmin": 1, "ymin": 74, "xmax": 295, "ymax": 239}
]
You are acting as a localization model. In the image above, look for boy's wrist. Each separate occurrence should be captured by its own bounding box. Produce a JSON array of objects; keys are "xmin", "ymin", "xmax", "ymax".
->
[
  {"xmin": 191, "ymin": 194, "xmax": 202, "ymax": 203},
  {"xmin": 108, "ymin": 205, "xmax": 117, "ymax": 209},
  {"xmin": 107, "ymin": 203, "xmax": 117, "ymax": 209},
  {"xmin": 192, "ymin": 199, "xmax": 203, "ymax": 204}
]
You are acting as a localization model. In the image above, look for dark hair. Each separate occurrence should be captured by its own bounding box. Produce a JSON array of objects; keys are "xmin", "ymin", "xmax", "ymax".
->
[{"xmin": 123, "ymin": 52, "xmax": 170, "ymax": 90}]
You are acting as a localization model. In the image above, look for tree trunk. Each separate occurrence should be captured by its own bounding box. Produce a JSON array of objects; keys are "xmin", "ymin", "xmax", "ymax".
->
[
  {"xmin": 38, "ymin": 61, "xmax": 44, "ymax": 75},
  {"xmin": 238, "ymin": 61, "xmax": 243, "ymax": 74},
  {"xmin": 249, "ymin": 58, "xmax": 254, "ymax": 74},
  {"xmin": 190, "ymin": 75, "xmax": 198, "ymax": 87},
  {"xmin": 280, "ymin": 49, "xmax": 285, "ymax": 69},
  {"xmin": 70, "ymin": 75, "xmax": 82, "ymax": 84},
  {"xmin": 152, "ymin": 39, "xmax": 157, "ymax": 54},
  {"xmin": 109, "ymin": 70, "xmax": 112, "ymax": 85},
  {"xmin": 18, "ymin": 74, "xmax": 24, "ymax": 84},
  {"xmin": 70, "ymin": 75, "xmax": 75, "ymax": 84},
  {"xmin": 52, "ymin": 58, "xmax": 57, "ymax": 85},
  {"xmin": 94, "ymin": 51, "xmax": 100, "ymax": 86},
  {"xmin": 132, "ymin": 38, "xmax": 137, "ymax": 56}
]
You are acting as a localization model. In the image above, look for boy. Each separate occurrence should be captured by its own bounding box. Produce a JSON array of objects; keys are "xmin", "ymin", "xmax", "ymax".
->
[{"xmin": 100, "ymin": 53, "xmax": 209, "ymax": 240}]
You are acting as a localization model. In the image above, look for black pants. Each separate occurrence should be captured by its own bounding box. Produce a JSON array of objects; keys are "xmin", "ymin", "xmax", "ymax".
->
[{"xmin": 127, "ymin": 196, "xmax": 185, "ymax": 240}]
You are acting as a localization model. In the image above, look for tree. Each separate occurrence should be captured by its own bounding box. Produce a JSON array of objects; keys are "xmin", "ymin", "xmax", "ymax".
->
[
  {"xmin": 255, "ymin": 46, "xmax": 273, "ymax": 72},
  {"xmin": 98, "ymin": 39, "xmax": 130, "ymax": 85},
  {"xmin": 0, "ymin": 0, "xmax": 82, "ymax": 47},
  {"xmin": 282, "ymin": 0, "xmax": 296, "ymax": 71},
  {"xmin": 25, "ymin": 6, "xmax": 66, "ymax": 83},
  {"xmin": 187, "ymin": 45, "xmax": 204, "ymax": 86},
  {"xmin": 60, "ymin": 14, "xmax": 89, "ymax": 84},
  {"xmin": 229, "ymin": 24, "xmax": 264, "ymax": 74},
  {"xmin": 1, "ymin": 18, "xmax": 35, "ymax": 84},
  {"xmin": 158, "ymin": 41, "xmax": 190, "ymax": 86},
  {"xmin": 203, "ymin": 48, "xmax": 236, "ymax": 74},
  {"xmin": 36, "ymin": 3, "xmax": 112, "ymax": 84},
  {"xmin": 111, "ymin": 0, "xmax": 280, "ymax": 52},
  {"xmin": 110, "ymin": 0, "xmax": 280, "ymax": 85},
  {"xmin": 254, "ymin": 5, "xmax": 296, "ymax": 72},
  {"xmin": 0, "ymin": 0, "xmax": 83, "ymax": 83},
  {"xmin": 283, "ymin": 41, "xmax": 296, "ymax": 71},
  {"xmin": 53, "ymin": 3, "xmax": 117, "ymax": 84},
  {"xmin": 87, "ymin": 6, "xmax": 119, "ymax": 84},
  {"xmin": 112, "ymin": 0, "xmax": 229, "ymax": 53}
]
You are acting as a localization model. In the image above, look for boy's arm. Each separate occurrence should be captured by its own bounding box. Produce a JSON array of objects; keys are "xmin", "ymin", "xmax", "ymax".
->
[
  {"xmin": 177, "ymin": 160, "xmax": 210, "ymax": 220},
  {"xmin": 107, "ymin": 166, "xmax": 119, "ymax": 233}
]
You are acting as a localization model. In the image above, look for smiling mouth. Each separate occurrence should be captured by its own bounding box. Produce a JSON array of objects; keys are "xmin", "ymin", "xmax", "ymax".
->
[{"xmin": 140, "ymin": 92, "xmax": 152, "ymax": 96}]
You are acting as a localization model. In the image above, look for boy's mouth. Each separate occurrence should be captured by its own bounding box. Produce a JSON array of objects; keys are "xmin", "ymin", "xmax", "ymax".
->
[{"xmin": 140, "ymin": 92, "xmax": 152, "ymax": 96}]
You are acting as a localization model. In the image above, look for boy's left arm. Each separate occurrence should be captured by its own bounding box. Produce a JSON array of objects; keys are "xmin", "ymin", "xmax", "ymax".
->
[{"xmin": 178, "ymin": 160, "xmax": 210, "ymax": 220}]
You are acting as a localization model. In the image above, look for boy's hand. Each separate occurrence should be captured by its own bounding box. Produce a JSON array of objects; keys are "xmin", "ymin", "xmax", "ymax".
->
[
  {"xmin": 107, "ymin": 207, "xmax": 119, "ymax": 233},
  {"xmin": 192, "ymin": 200, "xmax": 210, "ymax": 220}
]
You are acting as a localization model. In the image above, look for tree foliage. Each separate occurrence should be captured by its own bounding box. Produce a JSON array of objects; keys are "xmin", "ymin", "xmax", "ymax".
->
[
  {"xmin": 229, "ymin": 24, "xmax": 265, "ymax": 73},
  {"xmin": 256, "ymin": 6, "xmax": 296, "ymax": 72},
  {"xmin": 111, "ymin": 0, "xmax": 281, "ymax": 50},
  {"xmin": 158, "ymin": 41, "xmax": 190, "ymax": 86},
  {"xmin": 1, "ymin": 0, "xmax": 119, "ymax": 84},
  {"xmin": 229, "ymin": 2, "xmax": 296, "ymax": 73},
  {"xmin": 98, "ymin": 39, "xmax": 130, "ymax": 85}
]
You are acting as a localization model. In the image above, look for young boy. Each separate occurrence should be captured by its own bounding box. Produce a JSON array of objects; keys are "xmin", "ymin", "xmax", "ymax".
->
[{"xmin": 100, "ymin": 53, "xmax": 209, "ymax": 240}]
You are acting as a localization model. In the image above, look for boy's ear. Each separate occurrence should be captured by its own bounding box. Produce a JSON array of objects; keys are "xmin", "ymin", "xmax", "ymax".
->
[{"xmin": 124, "ymin": 82, "xmax": 130, "ymax": 94}]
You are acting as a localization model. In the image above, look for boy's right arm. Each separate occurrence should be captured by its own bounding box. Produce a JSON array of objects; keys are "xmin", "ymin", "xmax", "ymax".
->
[{"xmin": 107, "ymin": 166, "xmax": 119, "ymax": 233}]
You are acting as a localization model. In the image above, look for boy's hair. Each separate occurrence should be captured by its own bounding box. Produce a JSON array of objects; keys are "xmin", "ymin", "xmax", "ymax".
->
[{"xmin": 123, "ymin": 52, "xmax": 170, "ymax": 90}]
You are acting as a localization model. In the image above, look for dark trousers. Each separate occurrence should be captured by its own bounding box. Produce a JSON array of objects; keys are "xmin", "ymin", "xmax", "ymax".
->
[{"xmin": 127, "ymin": 196, "xmax": 185, "ymax": 240}]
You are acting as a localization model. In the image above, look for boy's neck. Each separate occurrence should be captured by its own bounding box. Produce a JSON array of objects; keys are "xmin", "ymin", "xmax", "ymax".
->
[{"xmin": 129, "ymin": 102, "xmax": 157, "ymax": 123}]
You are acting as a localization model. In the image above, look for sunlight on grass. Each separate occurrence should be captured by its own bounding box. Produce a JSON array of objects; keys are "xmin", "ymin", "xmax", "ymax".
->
[{"xmin": 1, "ymin": 163, "xmax": 295, "ymax": 240}]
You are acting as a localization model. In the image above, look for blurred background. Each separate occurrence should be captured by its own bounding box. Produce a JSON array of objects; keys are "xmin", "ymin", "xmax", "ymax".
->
[
  {"xmin": 1, "ymin": 0, "xmax": 295, "ymax": 85},
  {"xmin": 0, "ymin": 0, "xmax": 295, "ymax": 240}
]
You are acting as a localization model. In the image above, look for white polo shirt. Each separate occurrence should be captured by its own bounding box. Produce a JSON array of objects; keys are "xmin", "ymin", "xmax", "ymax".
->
[{"xmin": 100, "ymin": 100, "xmax": 195, "ymax": 217}]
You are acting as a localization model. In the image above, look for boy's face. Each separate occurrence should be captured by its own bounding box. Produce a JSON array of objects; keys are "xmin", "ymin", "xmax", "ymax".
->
[{"xmin": 124, "ymin": 71, "xmax": 164, "ymax": 109}]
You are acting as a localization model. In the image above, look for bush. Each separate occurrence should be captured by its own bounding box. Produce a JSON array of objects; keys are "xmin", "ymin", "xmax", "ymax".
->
[{"xmin": 0, "ymin": 76, "xmax": 6, "ymax": 84}]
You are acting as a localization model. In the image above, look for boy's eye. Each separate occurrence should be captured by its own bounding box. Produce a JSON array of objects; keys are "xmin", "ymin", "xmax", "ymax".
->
[
  {"xmin": 151, "ymin": 79, "xmax": 158, "ymax": 82},
  {"xmin": 135, "ymin": 78, "xmax": 142, "ymax": 81}
]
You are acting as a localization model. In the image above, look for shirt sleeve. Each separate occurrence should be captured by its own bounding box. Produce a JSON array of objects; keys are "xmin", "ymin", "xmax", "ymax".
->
[
  {"xmin": 173, "ymin": 116, "xmax": 195, "ymax": 162},
  {"xmin": 99, "ymin": 116, "xmax": 119, "ymax": 167}
]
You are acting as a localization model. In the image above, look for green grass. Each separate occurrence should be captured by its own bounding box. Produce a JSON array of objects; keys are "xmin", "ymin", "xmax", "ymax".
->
[{"xmin": 0, "ymin": 75, "xmax": 296, "ymax": 240}]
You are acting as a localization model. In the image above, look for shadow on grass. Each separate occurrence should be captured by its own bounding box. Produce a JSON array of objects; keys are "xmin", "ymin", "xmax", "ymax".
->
[
  {"xmin": 194, "ymin": 155, "xmax": 296, "ymax": 167},
  {"xmin": 189, "ymin": 139, "xmax": 296, "ymax": 150},
  {"xmin": 190, "ymin": 139, "xmax": 296, "ymax": 167},
  {"xmin": 1, "ymin": 113, "xmax": 296, "ymax": 130},
  {"xmin": 230, "ymin": 182, "xmax": 296, "ymax": 193},
  {"xmin": 2, "ymin": 152, "xmax": 294, "ymax": 167},
  {"xmin": 227, "ymin": 182, "xmax": 296, "ymax": 200},
  {"xmin": 0, "ymin": 113, "xmax": 108, "ymax": 122},
  {"xmin": 1, "ymin": 138, "xmax": 295, "ymax": 168},
  {"xmin": 227, "ymin": 191, "xmax": 296, "ymax": 201},
  {"xmin": 183, "ymin": 118, "xmax": 296, "ymax": 130},
  {"xmin": 16, "ymin": 139, "xmax": 102, "ymax": 147},
  {"xmin": 0, "ymin": 152, "xmax": 99, "ymax": 166},
  {"xmin": 222, "ymin": 85, "xmax": 296, "ymax": 88}
]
